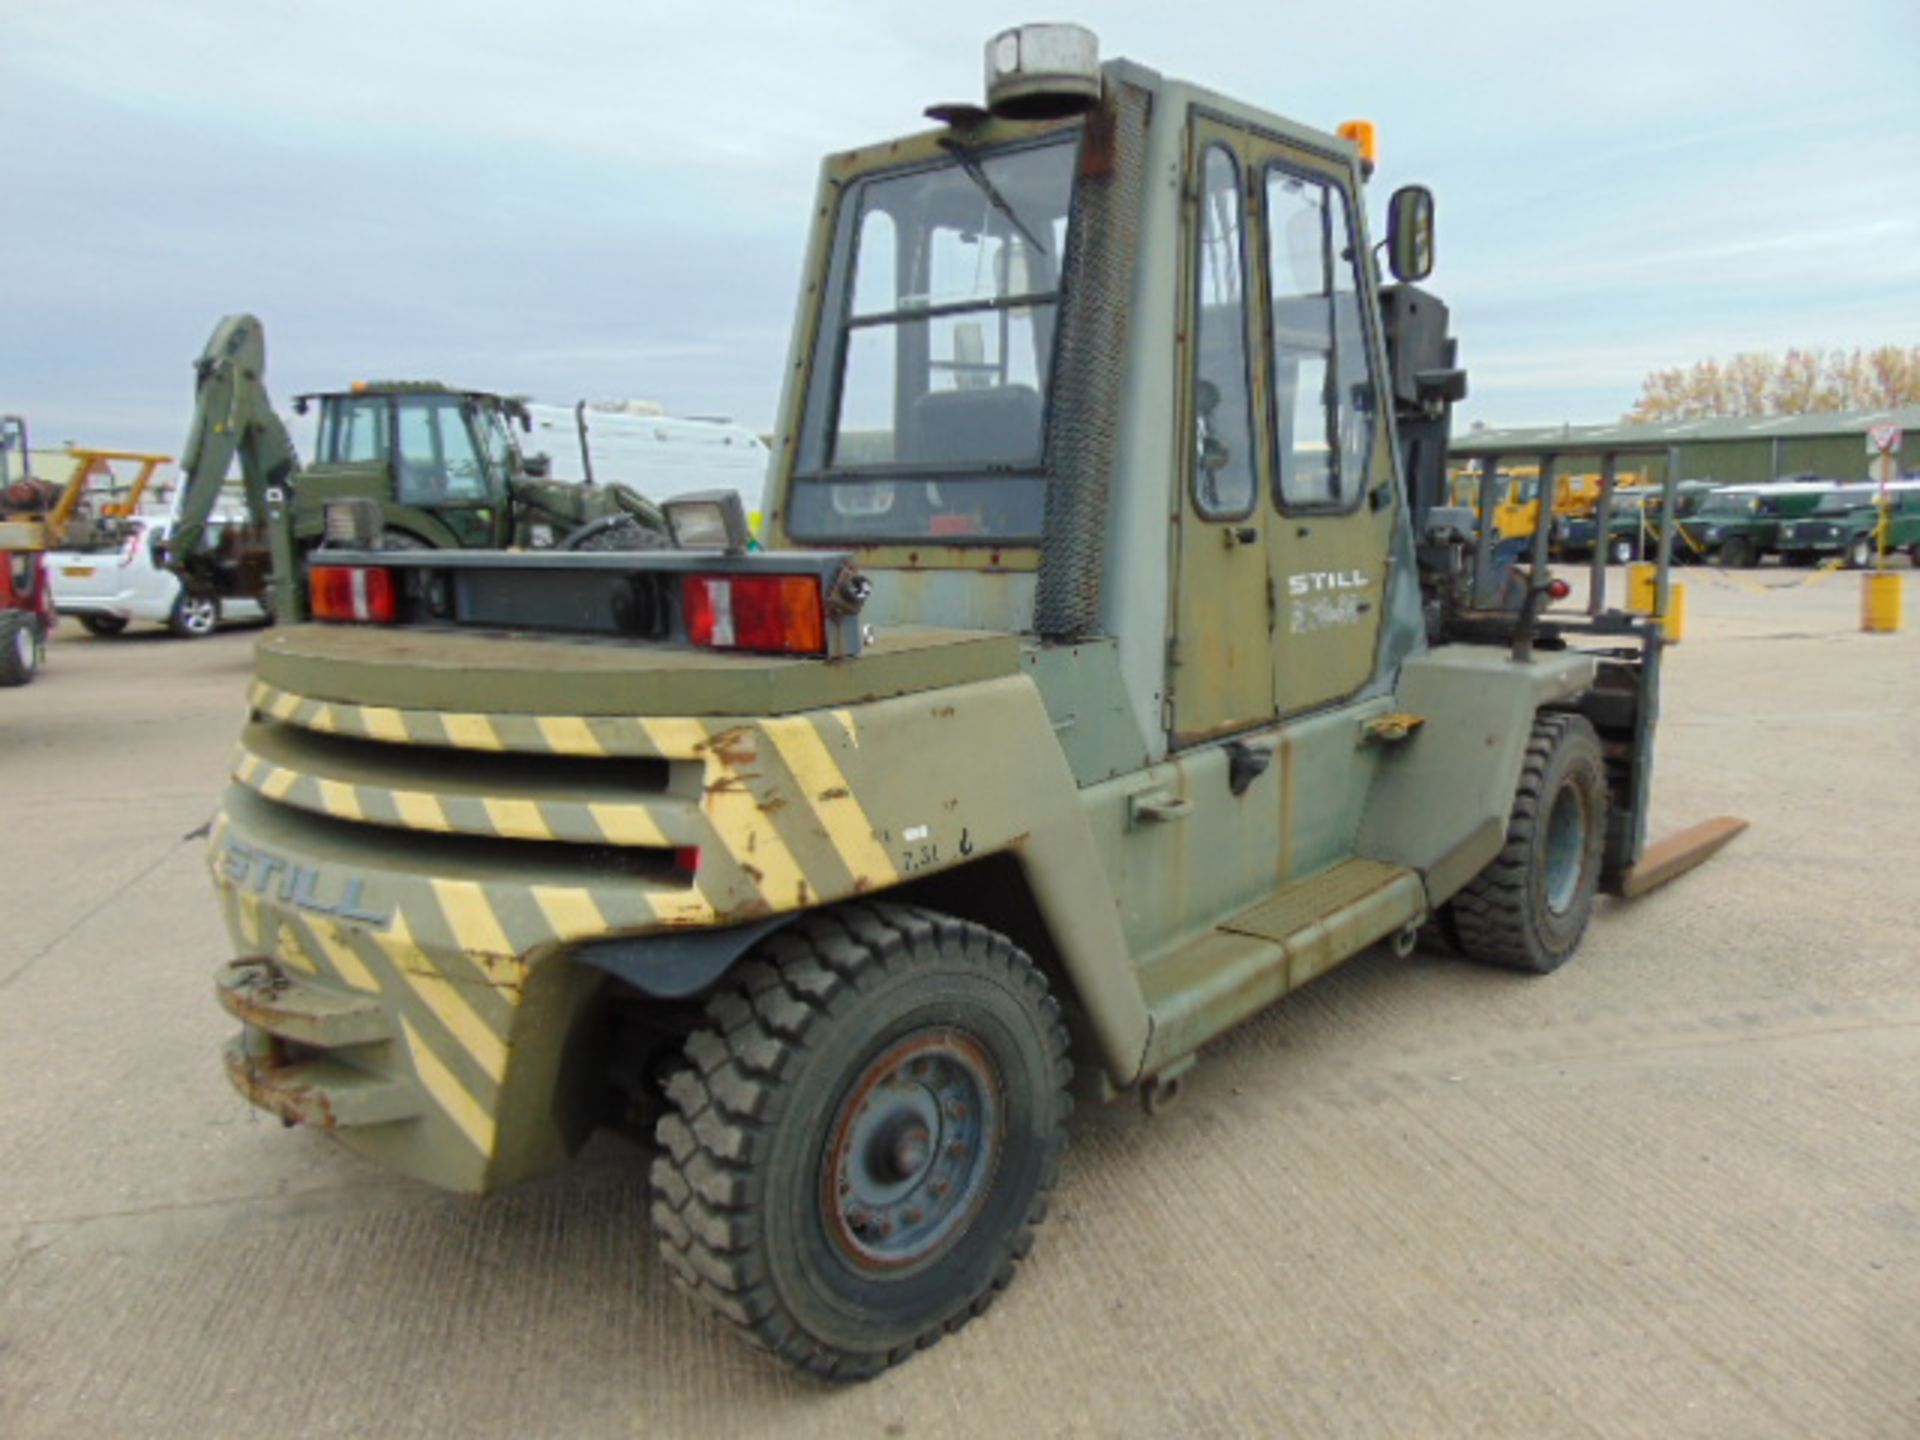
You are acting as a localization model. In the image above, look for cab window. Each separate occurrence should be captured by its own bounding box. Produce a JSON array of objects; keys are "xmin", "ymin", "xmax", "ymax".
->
[
  {"xmin": 1265, "ymin": 167, "xmax": 1376, "ymax": 511},
  {"xmin": 320, "ymin": 396, "xmax": 390, "ymax": 464},
  {"xmin": 1191, "ymin": 144, "xmax": 1256, "ymax": 520},
  {"xmin": 394, "ymin": 398, "xmax": 489, "ymax": 505},
  {"xmin": 788, "ymin": 132, "xmax": 1080, "ymax": 543}
]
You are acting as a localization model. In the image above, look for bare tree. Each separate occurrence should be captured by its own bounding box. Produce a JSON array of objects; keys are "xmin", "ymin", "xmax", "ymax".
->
[{"xmin": 1624, "ymin": 345, "xmax": 1920, "ymax": 421}]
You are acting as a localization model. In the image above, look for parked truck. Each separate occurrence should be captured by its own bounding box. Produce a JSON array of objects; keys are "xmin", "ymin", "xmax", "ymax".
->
[{"xmin": 206, "ymin": 25, "xmax": 1740, "ymax": 1380}]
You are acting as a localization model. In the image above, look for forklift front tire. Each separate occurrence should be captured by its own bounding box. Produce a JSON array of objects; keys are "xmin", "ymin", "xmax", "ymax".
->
[
  {"xmin": 1449, "ymin": 712, "xmax": 1608, "ymax": 975},
  {"xmin": 650, "ymin": 903, "xmax": 1071, "ymax": 1381}
]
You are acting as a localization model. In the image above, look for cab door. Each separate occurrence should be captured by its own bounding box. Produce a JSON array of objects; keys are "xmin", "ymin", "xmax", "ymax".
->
[
  {"xmin": 1249, "ymin": 140, "xmax": 1396, "ymax": 716},
  {"xmin": 1167, "ymin": 117, "xmax": 1275, "ymax": 746}
]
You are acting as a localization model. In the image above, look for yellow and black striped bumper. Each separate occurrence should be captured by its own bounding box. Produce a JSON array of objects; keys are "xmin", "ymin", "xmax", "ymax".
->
[{"xmin": 207, "ymin": 680, "xmax": 927, "ymax": 1192}]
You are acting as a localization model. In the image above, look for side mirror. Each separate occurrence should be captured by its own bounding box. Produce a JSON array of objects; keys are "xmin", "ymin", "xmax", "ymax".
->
[
  {"xmin": 523, "ymin": 452, "xmax": 551, "ymax": 479},
  {"xmin": 1386, "ymin": 185, "xmax": 1435, "ymax": 283}
]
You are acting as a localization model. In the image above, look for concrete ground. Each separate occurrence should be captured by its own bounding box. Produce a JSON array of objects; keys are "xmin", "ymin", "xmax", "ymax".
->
[{"xmin": 2, "ymin": 569, "xmax": 1916, "ymax": 1439}]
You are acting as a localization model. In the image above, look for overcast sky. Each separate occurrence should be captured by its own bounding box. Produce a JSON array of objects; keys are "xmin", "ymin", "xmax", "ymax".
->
[{"xmin": 4, "ymin": 0, "xmax": 1917, "ymax": 456}]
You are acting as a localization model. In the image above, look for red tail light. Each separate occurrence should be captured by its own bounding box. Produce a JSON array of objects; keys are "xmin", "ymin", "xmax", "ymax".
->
[
  {"xmin": 1547, "ymin": 578, "xmax": 1572, "ymax": 601},
  {"xmin": 310, "ymin": 565, "xmax": 398, "ymax": 623},
  {"xmin": 683, "ymin": 574, "xmax": 825, "ymax": 655}
]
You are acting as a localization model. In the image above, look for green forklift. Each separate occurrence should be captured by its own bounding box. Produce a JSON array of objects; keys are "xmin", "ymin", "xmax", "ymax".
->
[{"xmin": 202, "ymin": 24, "xmax": 1742, "ymax": 1380}]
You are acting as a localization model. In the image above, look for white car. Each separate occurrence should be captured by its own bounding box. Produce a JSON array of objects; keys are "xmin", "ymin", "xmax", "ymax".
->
[{"xmin": 47, "ymin": 513, "xmax": 267, "ymax": 638}]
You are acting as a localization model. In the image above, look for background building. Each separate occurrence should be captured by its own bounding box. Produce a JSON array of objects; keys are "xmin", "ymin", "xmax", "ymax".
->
[{"xmin": 1452, "ymin": 405, "xmax": 1920, "ymax": 486}]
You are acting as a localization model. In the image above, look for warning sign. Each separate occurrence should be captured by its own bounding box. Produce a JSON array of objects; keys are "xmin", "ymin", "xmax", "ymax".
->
[{"xmin": 1867, "ymin": 424, "xmax": 1902, "ymax": 455}]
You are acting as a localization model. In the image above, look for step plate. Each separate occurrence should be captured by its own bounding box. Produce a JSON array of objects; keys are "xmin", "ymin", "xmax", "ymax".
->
[
  {"xmin": 1138, "ymin": 859, "xmax": 1426, "ymax": 1074},
  {"xmin": 1217, "ymin": 858, "xmax": 1411, "ymax": 944}
]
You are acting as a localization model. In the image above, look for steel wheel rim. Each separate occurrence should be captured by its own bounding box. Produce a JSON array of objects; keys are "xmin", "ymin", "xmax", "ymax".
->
[
  {"xmin": 182, "ymin": 597, "xmax": 216, "ymax": 634},
  {"xmin": 823, "ymin": 1027, "xmax": 1003, "ymax": 1275},
  {"xmin": 14, "ymin": 627, "xmax": 32, "ymax": 669},
  {"xmin": 1544, "ymin": 783, "xmax": 1588, "ymax": 916}
]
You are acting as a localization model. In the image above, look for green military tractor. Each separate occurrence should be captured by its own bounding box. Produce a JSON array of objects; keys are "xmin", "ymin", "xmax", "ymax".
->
[
  {"xmin": 160, "ymin": 314, "xmax": 668, "ymax": 622},
  {"xmin": 1776, "ymin": 481, "xmax": 1920, "ymax": 568},
  {"xmin": 205, "ymin": 25, "xmax": 1740, "ymax": 1380}
]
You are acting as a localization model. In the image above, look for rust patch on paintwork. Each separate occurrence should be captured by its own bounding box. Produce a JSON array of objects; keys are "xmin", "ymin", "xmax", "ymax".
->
[
  {"xmin": 819, "ymin": 786, "xmax": 850, "ymax": 801},
  {"xmin": 217, "ymin": 957, "xmax": 377, "ymax": 1037},
  {"xmin": 705, "ymin": 726, "xmax": 759, "ymax": 768},
  {"xmin": 225, "ymin": 1046, "xmax": 338, "ymax": 1131},
  {"xmin": 932, "ymin": 705, "xmax": 957, "ymax": 719}
]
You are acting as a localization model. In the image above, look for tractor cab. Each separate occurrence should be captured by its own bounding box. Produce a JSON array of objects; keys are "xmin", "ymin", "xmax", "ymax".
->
[{"xmin": 294, "ymin": 383, "xmax": 535, "ymax": 549}]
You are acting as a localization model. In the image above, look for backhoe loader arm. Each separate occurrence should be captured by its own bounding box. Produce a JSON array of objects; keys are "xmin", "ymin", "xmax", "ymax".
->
[{"xmin": 163, "ymin": 314, "xmax": 300, "ymax": 593}]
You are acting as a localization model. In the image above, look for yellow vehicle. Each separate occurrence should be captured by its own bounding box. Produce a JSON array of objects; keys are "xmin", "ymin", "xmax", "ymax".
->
[
  {"xmin": 1447, "ymin": 465, "xmax": 1632, "ymax": 545},
  {"xmin": 1447, "ymin": 464, "xmax": 1541, "ymax": 540},
  {"xmin": 1, "ymin": 418, "xmax": 172, "ymax": 684}
]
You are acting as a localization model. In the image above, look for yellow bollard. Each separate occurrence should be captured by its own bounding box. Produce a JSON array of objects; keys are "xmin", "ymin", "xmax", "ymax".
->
[
  {"xmin": 1659, "ymin": 580, "xmax": 1686, "ymax": 643},
  {"xmin": 1862, "ymin": 572, "xmax": 1903, "ymax": 633},
  {"xmin": 1624, "ymin": 562, "xmax": 1682, "ymax": 639},
  {"xmin": 1627, "ymin": 561, "xmax": 1657, "ymax": 614}
]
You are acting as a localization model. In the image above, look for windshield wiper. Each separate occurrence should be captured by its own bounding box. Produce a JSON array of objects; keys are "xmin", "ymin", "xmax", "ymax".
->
[{"xmin": 938, "ymin": 137, "xmax": 1049, "ymax": 256}]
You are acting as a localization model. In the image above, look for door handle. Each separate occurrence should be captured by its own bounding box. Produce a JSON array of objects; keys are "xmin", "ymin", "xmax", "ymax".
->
[{"xmin": 1128, "ymin": 788, "xmax": 1192, "ymax": 828}]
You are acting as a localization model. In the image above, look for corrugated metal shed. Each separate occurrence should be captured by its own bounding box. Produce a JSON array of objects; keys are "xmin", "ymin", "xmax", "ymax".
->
[{"xmin": 1452, "ymin": 405, "xmax": 1920, "ymax": 485}]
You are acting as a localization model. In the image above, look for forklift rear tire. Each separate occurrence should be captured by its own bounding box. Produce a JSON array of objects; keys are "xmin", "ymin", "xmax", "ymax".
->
[
  {"xmin": 650, "ymin": 903, "xmax": 1071, "ymax": 1381},
  {"xmin": 0, "ymin": 612, "xmax": 40, "ymax": 686},
  {"xmin": 79, "ymin": 615, "xmax": 129, "ymax": 637},
  {"xmin": 1846, "ymin": 535, "xmax": 1874, "ymax": 570},
  {"xmin": 1718, "ymin": 536, "xmax": 1754, "ymax": 569},
  {"xmin": 1450, "ymin": 712, "xmax": 1608, "ymax": 975}
]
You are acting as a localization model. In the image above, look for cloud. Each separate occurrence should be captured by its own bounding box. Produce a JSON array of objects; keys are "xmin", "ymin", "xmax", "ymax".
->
[{"xmin": 4, "ymin": 0, "xmax": 1918, "ymax": 450}]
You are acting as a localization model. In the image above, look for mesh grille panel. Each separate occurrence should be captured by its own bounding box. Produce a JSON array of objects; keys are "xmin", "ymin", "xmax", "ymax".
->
[{"xmin": 1034, "ymin": 81, "xmax": 1151, "ymax": 639}]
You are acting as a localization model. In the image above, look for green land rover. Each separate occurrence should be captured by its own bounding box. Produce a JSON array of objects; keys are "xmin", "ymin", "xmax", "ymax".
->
[
  {"xmin": 1672, "ymin": 482, "xmax": 1834, "ymax": 568},
  {"xmin": 1777, "ymin": 481, "xmax": 1920, "ymax": 568}
]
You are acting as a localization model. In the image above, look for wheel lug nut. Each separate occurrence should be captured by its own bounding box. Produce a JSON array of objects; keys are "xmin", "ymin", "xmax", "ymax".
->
[
  {"xmin": 945, "ymin": 1098, "xmax": 967, "ymax": 1119},
  {"xmin": 947, "ymin": 1140, "xmax": 967, "ymax": 1159},
  {"xmin": 903, "ymin": 1207, "xmax": 922, "ymax": 1225},
  {"xmin": 928, "ymin": 1178, "xmax": 950, "ymax": 1198}
]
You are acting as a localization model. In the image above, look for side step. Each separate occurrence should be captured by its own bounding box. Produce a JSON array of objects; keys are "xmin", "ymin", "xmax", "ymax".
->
[{"xmin": 1136, "ymin": 858, "xmax": 1426, "ymax": 1076}]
